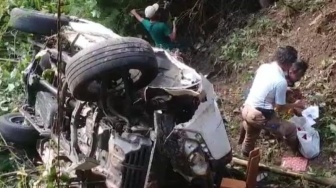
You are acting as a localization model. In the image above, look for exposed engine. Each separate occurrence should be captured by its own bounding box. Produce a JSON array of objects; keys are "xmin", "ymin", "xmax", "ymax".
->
[
  {"xmin": 18, "ymin": 23, "xmax": 232, "ymax": 187},
  {"xmin": 94, "ymin": 133, "xmax": 152, "ymax": 188}
]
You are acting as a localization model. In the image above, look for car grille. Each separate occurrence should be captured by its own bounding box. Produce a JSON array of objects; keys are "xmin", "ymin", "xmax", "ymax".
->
[{"xmin": 122, "ymin": 146, "xmax": 151, "ymax": 188}]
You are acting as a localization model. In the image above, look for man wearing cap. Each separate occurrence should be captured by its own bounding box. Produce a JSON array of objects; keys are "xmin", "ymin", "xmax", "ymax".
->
[
  {"xmin": 240, "ymin": 46, "xmax": 306, "ymax": 157},
  {"xmin": 130, "ymin": 3, "xmax": 176, "ymax": 50}
]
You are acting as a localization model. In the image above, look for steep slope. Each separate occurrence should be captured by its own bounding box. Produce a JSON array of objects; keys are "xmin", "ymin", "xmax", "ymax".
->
[{"xmin": 192, "ymin": 0, "xmax": 336, "ymax": 185}]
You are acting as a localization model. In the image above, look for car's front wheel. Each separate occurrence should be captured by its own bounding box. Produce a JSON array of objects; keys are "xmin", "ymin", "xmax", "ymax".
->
[{"xmin": 65, "ymin": 37, "xmax": 159, "ymax": 102}]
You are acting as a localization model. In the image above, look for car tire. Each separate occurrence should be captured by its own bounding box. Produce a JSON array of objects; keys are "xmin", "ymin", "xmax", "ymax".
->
[
  {"xmin": 65, "ymin": 37, "xmax": 158, "ymax": 102},
  {"xmin": 9, "ymin": 8, "xmax": 70, "ymax": 35},
  {"xmin": 259, "ymin": 0, "xmax": 275, "ymax": 8},
  {"xmin": 0, "ymin": 113, "xmax": 39, "ymax": 145}
]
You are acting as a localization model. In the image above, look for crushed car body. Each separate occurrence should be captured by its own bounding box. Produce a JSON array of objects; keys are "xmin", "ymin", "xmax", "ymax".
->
[{"xmin": 2, "ymin": 8, "xmax": 232, "ymax": 188}]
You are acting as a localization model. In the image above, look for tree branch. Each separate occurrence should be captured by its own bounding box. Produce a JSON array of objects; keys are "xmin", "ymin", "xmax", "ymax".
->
[{"xmin": 232, "ymin": 157, "xmax": 336, "ymax": 187}]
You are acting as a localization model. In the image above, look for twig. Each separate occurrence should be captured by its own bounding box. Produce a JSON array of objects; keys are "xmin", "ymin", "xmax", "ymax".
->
[
  {"xmin": 200, "ymin": 11, "xmax": 223, "ymax": 28},
  {"xmin": 0, "ymin": 58, "xmax": 19, "ymax": 63},
  {"xmin": 0, "ymin": 144, "xmax": 17, "ymax": 151},
  {"xmin": 0, "ymin": 169, "xmax": 37, "ymax": 178},
  {"xmin": 232, "ymin": 157, "xmax": 336, "ymax": 187},
  {"xmin": 0, "ymin": 133, "xmax": 21, "ymax": 165}
]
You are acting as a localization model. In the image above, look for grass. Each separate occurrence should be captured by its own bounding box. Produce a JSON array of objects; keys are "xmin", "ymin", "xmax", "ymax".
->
[
  {"xmin": 279, "ymin": 0, "xmax": 326, "ymax": 13},
  {"xmin": 0, "ymin": 8, "xmax": 36, "ymax": 187},
  {"xmin": 0, "ymin": 139, "xmax": 34, "ymax": 187},
  {"xmin": 218, "ymin": 15, "xmax": 274, "ymax": 74}
]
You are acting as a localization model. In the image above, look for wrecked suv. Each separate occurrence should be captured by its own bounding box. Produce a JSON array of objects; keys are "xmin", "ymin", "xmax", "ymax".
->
[{"xmin": 1, "ymin": 8, "xmax": 232, "ymax": 187}]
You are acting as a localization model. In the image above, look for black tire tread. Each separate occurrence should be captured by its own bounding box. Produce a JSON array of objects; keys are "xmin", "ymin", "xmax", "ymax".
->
[
  {"xmin": 0, "ymin": 113, "xmax": 39, "ymax": 145},
  {"xmin": 66, "ymin": 47, "xmax": 154, "ymax": 83},
  {"xmin": 9, "ymin": 8, "xmax": 69, "ymax": 35},
  {"xmin": 65, "ymin": 37, "xmax": 158, "ymax": 101}
]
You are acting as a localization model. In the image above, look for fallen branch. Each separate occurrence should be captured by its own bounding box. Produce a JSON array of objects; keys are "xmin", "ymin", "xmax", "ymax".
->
[
  {"xmin": 0, "ymin": 169, "xmax": 36, "ymax": 178},
  {"xmin": 0, "ymin": 58, "xmax": 19, "ymax": 63},
  {"xmin": 232, "ymin": 157, "xmax": 336, "ymax": 187}
]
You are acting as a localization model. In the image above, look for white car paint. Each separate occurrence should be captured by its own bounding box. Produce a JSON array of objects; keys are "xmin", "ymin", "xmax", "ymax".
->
[
  {"xmin": 175, "ymin": 77, "xmax": 231, "ymax": 160},
  {"xmin": 62, "ymin": 18, "xmax": 232, "ymax": 160}
]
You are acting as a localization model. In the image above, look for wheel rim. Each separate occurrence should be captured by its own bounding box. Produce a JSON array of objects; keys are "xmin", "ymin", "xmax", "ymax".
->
[{"xmin": 9, "ymin": 116, "xmax": 26, "ymax": 126}]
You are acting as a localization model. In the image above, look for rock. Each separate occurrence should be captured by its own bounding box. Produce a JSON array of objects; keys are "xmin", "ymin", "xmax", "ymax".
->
[{"xmin": 309, "ymin": 13, "xmax": 322, "ymax": 26}]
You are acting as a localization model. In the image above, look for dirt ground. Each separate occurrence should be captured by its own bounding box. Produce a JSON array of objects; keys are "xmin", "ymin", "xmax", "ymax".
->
[{"xmin": 191, "ymin": 0, "xmax": 336, "ymax": 187}]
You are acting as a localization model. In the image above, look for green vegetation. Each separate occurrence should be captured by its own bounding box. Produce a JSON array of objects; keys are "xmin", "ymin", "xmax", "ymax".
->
[
  {"xmin": 0, "ymin": 0, "xmax": 103, "ymax": 186},
  {"xmin": 0, "ymin": 0, "xmax": 334, "ymax": 187},
  {"xmin": 0, "ymin": 44, "xmax": 31, "ymax": 115},
  {"xmin": 218, "ymin": 0, "xmax": 326, "ymax": 74},
  {"xmin": 0, "ymin": 0, "xmax": 212, "ymax": 186},
  {"xmin": 308, "ymin": 58, "xmax": 336, "ymax": 142},
  {"xmin": 220, "ymin": 16, "xmax": 273, "ymax": 71},
  {"xmin": 279, "ymin": 0, "xmax": 326, "ymax": 13}
]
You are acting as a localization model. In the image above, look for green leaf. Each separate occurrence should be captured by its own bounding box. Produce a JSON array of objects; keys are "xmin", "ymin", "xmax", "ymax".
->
[
  {"xmin": 329, "ymin": 124, "xmax": 336, "ymax": 134},
  {"xmin": 7, "ymin": 83, "xmax": 15, "ymax": 92},
  {"xmin": 0, "ymin": 100, "xmax": 9, "ymax": 112},
  {"xmin": 91, "ymin": 10, "xmax": 101, "ymax": 18},
  {"xmin": 10, "ymin": 68, "xmax": 17, "ymax": 79}
]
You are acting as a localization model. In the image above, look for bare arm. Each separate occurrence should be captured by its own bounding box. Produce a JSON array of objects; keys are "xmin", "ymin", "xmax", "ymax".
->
[
  {"xmin": 274, "ymin": 81, "xmax": 305, "ymax": 112},
  {"xmin": 275, "ymin": 102, "xmax": 304, "ymax": 112},
  {"xmin": 130, "ymin": 9, "xmax": 144, "ymax": 22},
  {"xmin": 169, "ymin": 17, "xmax": 177, "ymax": 41}
]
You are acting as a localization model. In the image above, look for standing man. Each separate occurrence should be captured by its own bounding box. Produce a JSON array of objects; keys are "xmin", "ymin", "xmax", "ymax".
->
[
  {"xmin": 241, "ymin": 46, "xmax": 305, "ymax": 157},
  {"xmin": 130, "ymin": 3, "xmax": 177, "ymax": 50}
]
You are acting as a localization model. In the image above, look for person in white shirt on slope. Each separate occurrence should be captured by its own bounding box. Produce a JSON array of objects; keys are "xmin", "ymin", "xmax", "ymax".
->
[{"xmin": 240, "ymin": 46, "xmax": 305, "ymax": 157}]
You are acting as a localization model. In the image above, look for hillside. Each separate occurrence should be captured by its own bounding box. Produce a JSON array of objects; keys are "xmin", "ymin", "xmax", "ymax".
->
[{"xmin": 192, "ymin": 0, "xmax": 336, "ymax": 186}]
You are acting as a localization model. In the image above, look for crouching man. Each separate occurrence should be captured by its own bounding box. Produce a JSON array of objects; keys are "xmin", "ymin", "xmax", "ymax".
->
[
  {"xmin": 285, "ymin": 60, "xmax": 308, "ymax": 115},
  {"xmin": 241, "ymin": 46, "xmax": 305, "ymax": 157}
]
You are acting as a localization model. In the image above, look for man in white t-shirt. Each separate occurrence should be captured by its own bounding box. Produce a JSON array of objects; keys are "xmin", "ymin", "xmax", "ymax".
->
[{"xmin": 240, "ymin": 46, "xmax": 305, "ymax": 157}]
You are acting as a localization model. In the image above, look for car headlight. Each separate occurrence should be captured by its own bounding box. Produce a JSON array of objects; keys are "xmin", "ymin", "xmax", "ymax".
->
[
  {"xmin": 188, "ymin": 151, "xmax": 209, "ymax": 176},
  {"xmin": 184, "ymin": 140, "xmax": 209, "ymax": 176}
]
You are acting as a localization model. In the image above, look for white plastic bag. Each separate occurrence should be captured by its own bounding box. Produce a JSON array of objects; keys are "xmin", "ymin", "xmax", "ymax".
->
[
  {"xmin": 289, "ymin": 109, "xmax": 321, "ymax": 159},
  {"xmin": 289, "ymin": 116, "xmax": 315, "ymax": 130},
  {"xmin": 297, "ymin": 129, "xmax": 320, "ymax": 159}
]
